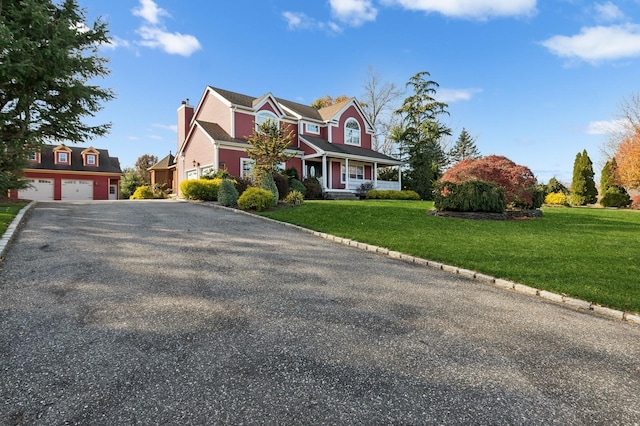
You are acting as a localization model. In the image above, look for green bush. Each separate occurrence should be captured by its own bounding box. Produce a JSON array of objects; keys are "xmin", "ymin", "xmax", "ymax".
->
[
  {"xmin": 434, "ymin": 181, "xmax": 506, "ymax": 213},
  {"xmin": 303, "ymin": 177, "xmax": 323, "ymax": 200},
  {"xmin": 180, "ymin": 178, "xmax": 222, "ymax": 201},
  {"xmin": 600, "ymin": 186, "xmax": 632, "ymax": 208},
  {"xmin": 233, "ymin": 175, "xmax": 252, "ymax": 196},
  {"xmin": 544, "ymin": 192, "xmax": 569, "ymax": 206},
  {"xmin": 273, "ymin": 174, "xmax": 290, "ymax": 200},
  {"xmin": 237, "ymin": 187, "xmax": 274, "ymax": 211},
  {"xmin": 284, "ymin": 190, "xmax": 304, "ymax": 205},
  {"xmin": 366, "ymin": 189, "xmax": 421, "ymax": 200},
  {"xmin": 284, "ymin": 167, "xmax": 300, "ymax": 181},
  {"xmin": 130, "ymin": 185, "xmax": 155, "ymax": 200},
  {"xmin": 289, "ymin": 178, "xmax": 306, "ymax": 196},
  {"xmin": 218, "ymin": 179, "xmax": 239, "ymax": 207},
  {"xmin": 259, "ymin": 174, "xmax": 279, "ymax": 206}
]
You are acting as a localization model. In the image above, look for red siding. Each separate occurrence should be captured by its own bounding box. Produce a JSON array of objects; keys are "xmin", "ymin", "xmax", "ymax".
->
[
  {"xmin": 13, "ymin": 171, "xmax": 120, "ymax": 200},
  {"xmin": 330, "ymin": 105, "xmax": 372, "ymax": 149},
  {"xmin": 331, "ymin": 161, "xmax": 345, "ymax": 189},
  {"xmin": 235, "ymin": 111, "xmax": 254, "ymax": 139}
]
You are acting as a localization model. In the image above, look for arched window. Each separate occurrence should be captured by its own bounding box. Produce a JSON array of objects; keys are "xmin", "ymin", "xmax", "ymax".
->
[
  {"xmin": 345, "ymin": 118, "xmax": 360, "ymax": 145},
  {"xmin": 255, "ymin": 111, "xmax": 278, "ymax": 131}
]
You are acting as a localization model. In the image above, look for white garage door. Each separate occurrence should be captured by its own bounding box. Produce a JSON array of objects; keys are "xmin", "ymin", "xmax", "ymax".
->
[
  {"xmin": 18, "ymin": 178, "xmax": 54, "ymax": 201},
  {"xmin": 62, "ymin": 179, "xmax": 93, "ymax": 200}
]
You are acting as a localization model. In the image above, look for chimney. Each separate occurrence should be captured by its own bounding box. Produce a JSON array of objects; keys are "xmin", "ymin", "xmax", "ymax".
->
[{"xmin": 177, "ymin": 99, "xmax": 194, "ymax": 150}]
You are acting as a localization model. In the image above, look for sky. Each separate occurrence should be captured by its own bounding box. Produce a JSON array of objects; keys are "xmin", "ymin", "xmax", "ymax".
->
[{"xmin": 77, "ymin": 0, "xmax": 640, "ymax": 184}]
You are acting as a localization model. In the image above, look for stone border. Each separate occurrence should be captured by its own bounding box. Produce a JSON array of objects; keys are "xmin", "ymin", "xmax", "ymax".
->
[
  {"xmin": 0, "ymin": 201, "xmax": 36, "ymax": 262},
  {"xmin": 193, "ymin": 201, "xmax": 640, "ymax": 327}
]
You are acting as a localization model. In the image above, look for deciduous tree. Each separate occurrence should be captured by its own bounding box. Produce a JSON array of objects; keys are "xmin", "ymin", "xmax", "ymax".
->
[
  {"xmin": 0, "ymin": 0, "xmax": 114, "ymax": 195},
  {"xmin": 135, "ymin": 154, "xmax": 158, "ymax": 185},
  {"xmin": 614, "ymin": 132, "xmax": 640, "ymax": 189},
  {"xmin": 310, "ymin": 95, "xmax": 350, "ymax": 109},
  {"xmin": 571, "ymin": 150, "xmax": 598, "ymax": 205},
  {"xmin": 245, "ymin": 120, "xmax": 295, "ymax": 181}
]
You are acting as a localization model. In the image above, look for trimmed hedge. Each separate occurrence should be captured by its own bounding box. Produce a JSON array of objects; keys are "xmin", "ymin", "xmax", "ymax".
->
[
  {"xmin": 180, "ymin": 178, "xmax": 223, "ymax": 201},
  {"xmin": 365, "ymin": 189, "xmax": 421, "ymax": 200},
  {"xmin": 237, "ymin": 187, "xmax": 274, "ymax": 211},
  {"xmin": 434, "ymin": 181, "xmax": 506, "ymax": 213}
]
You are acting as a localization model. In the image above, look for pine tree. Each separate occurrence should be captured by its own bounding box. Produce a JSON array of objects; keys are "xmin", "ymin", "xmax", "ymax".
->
[
  {"xmin": 448, "ymin": 128, "xmax": 481, "ymax": 163},
  {"xmin": 600, "ymin": 158, "xmax": 617, "ymax": 193},
  {"xmin": 571, "ymin": 150, "xmax": 598, "ymax": 205}
]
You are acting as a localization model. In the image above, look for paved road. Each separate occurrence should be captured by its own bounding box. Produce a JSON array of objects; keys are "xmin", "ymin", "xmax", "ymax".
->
[{"xmin": 1, "ymin": 200, "xmax": 639, "ymax": 425}]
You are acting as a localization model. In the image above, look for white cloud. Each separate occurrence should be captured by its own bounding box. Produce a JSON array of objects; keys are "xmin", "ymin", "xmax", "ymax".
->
[
  {"xmin": 329, "ymin": 0, "xmax": 378, "ymax": 26},
  {"xmin": 137, "ymin": 26, "xmax": 201, "ymax": 56},
  {"xmin": 436, "ymin": 88, "xmax": 482, "ymax": 103},
  {"xmin": 380, "ymin": 0, "xmax": 537, "ymax": 20},
  {"xmin": 102, "ymin": 36, "xmax": 131, "ymax": 50},
  {"xmin": 153, "ymin": 123, "xmax": 178, "ymax": 133},
  {"xmin": 282, "ymin": 11, "xmax": 343, "ymax": 34},
  {"xmin": 594, "ymin": 2, "xmax": 625, "ymax": 23},
  {"xmin": 132, "ymin": 0, "xmax": 170, "ymax": 25},
  {"xmin": 586, "ymin": 119, "xmax": 627, "ymax": 135},
  {"xmin": 541, "ymin": 24, "xmax": 640, "ymax": 63}
]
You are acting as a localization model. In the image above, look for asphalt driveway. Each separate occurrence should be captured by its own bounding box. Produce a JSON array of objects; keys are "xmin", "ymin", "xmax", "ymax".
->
[{"xmin": 1, "ymin": 200, "xmax": 639, "ymax": 425}]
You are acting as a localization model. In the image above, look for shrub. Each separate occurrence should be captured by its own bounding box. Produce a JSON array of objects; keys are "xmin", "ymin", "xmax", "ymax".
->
[
  {"xmin": 218, "ymin": 179, "xmax": 239, "ymax": 207},
  {"xmin": 180, "ymin": 178, "xmax": 222, "ymax": 201},
  {"xmin": 434, "ymin": 181, "xmax": 506, "ymax": 213},
  {"xmin": 289, "ymin": 178, "xmax": 306, "ymax": 196},
  {"xmin": 152, "ymin": 183, "xmax": 168, "ymax": 199},
  {"xmin": 284, "ymin": 167, "xmax": 300, "ymax": 181},
  {"xmin": 130, "ymin": 185, "xmax": 155, "ymax": 200},
  {"xmin": 544, "ymin": 192, "xmax": 569, "ymax": 206},
  {"xmin": 303, "ymin": 177, "xmax": 323, "ymax": 200},
  {"xmin": 357, "ymin": 181, "xmax": 375, "ymax": 196},
  {"xmin": 260, "ymin": 174, "xmax": 279, "ymax": 206},
  {"xmin": 600, "ymin": 186, "xmax": 632, "ymax": 208},
  {"xmin": 237, "ymin": 187, "xmax": 274, "ymax": 211},
  {"xmin": 202, "ymin": 169, "xmax": 232, "ymax": 180},
  {"xmin": 284, "ymin": 190, "xmax": 304, "ymax": 205},
  {"xmin": 366, "ymin": 190, "xmax": 421, "ymax": 200},
  {"xmin": 233, "ymin": 175, "xmax": 252, "ymax": 196},
  {"xmin": 630, "ymin": 195, "xmax": 640, "ymax": 210},
  {"xmin": 273, "ymin": 174, "xmax": 290, "ymax": 200}
]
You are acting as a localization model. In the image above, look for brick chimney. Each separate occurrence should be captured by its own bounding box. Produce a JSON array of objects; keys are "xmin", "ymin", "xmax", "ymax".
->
[{"xmin": 177, "ymin": 99, "xmax": 194, "ymax": 150}]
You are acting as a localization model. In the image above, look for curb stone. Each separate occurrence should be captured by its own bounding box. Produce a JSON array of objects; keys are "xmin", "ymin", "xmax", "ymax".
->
[
  {"xmin": 0, "ymin": 201, "xmax": 36, "ymax": 262},
  {"xmin": 190, "ymin": 201, "xmax": 640, "ymax": 326}
]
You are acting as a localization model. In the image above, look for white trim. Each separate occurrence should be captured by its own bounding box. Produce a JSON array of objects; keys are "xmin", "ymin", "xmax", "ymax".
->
[
  {"xmin": 344, "ymin": 118, "xmax": 361, "ymax": 146},
  {"xmin": 305, "ymin": 123, "xmax": 320, "ymax": 134}
]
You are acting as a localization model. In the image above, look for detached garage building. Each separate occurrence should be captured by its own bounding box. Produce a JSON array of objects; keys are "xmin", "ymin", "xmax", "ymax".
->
[{"xmin": 10, "ymin": 144, "xmax": 122, "ymax": 201}]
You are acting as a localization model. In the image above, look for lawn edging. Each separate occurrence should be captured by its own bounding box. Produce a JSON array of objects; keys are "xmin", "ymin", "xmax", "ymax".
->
[
  {"xmin": 192, "ymin": 200, "xmax": 640, "ymax": 327},
  {"xmin": 0, "ymin": 201, "xmax": 36, "ymax": 262}
]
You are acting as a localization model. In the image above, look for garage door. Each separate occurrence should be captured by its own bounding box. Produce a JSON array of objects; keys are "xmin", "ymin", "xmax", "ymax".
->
[
  {"xmin": 18, "ymin": 178, "xmax": 54, "ymax": 201},
  {"xmin": 62, "ymin": 179, "xmax": 93, "ymax": 200}
]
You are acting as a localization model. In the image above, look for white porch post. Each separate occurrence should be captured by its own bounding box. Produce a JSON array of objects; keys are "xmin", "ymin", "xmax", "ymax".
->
[
  {"xmin": 345, "ymin": 158, "xmax": 349, "ymax": 191},
  {"xmin": 321, "ymin": 155, "xmax": 327, "ymax": 189},
  {"xmin": 302, "ymin": 158, "xmax": 306, "ymax": 179},
  {"xmin": 398, "ymin": 165, "xmax": 402, "ymax": 190},
  {"xmin": 374, "ymin": 162, "xmax": 378, "ymax": 188}
]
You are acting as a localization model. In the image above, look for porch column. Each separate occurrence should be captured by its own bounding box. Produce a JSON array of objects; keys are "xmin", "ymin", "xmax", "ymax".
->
[
  {"xmin": 374, "ymin": 162, "xmax": 378, "ymax": 188},
  {"xmin": 321, "ymin": 155, "xmax": 327, "ymax": 189},
  {"xmin": 398, "ymin": 165, "xmax": 402, "ymax": 190},
  {"xmin": 302, "ymin": 158, "xmax": 306, "ymax": 179},
  {"xmin": 345, "ymin": 158, "xmax": 349, "ymax": 191}
]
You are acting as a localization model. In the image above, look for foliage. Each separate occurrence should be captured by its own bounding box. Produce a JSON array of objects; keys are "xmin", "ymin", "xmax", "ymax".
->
[
  {"xmin": 272, "ymin": 174, "xmax": 289, "ymax": 200},
  {"xmin": 233, "ymin": 175, "xmax": 252, "ymax": 196},
  {"xmin": 245, "ymin": 120, "xmax": 295, "ymax": 181},
  {"xmin": 632, "ymin": 195, "xmax": 640, "ymax": 210},
  {"xmin": 600, "ymin": 186, "xmax": 632, "ymax": 208},
  {"xmin": 571, "ymin": 150, "xmax": 598, "ymax": 205},
  {"xmin": 377, "ymin": 167, "xmax": 399, "ymax": 181},
  {"xmin": 289, "ymin": 178, "xmax": 306, "ymax": 196},
  {"xmin": 544, "ymin": 192, "xmax": 569, "ymax": 206},
  {"xmin": 614, "ymin": 131, "xmax": 640, "ymax": 189},
  {"xmin": 448, "ymin": 128, "xmax": 481, "ymax": 164},
  {"xmin": 366, "ymin": 190, "xmax": 421, "ymax": 200},
  {"xmin": 434, "ymin": 181, "xmax": 506, "ymax": 212},
  {"xmin": 311, "ymin": 94, "xmax": 349, "ymax": 109},
  {"xmin": 218, "ymin": 179, "xmax": 239, "ymax": 207},
  {"xmin": 392, "ymin": 71, "xmax": 451, "ymax": 199},
  {"xmin": 283, "ymin": 167, "xmax": 299, "ymax": 181},
  {"xmin": 135, "ymin": 154, "xmax": 158, "ymax": 185},
  {"xmin": 203, "ymin": 168, "xmax": 232, "ymax": 180},
  {"xmin": 0, "ymin": 0, "xmax": 114, "ymax": 193},
  {"xmin": 357, "ymin": 181, "xmax": 375, "ymax": 195},
  {"xmin": 120, "ymin": 167, "xmax": 145, "ymax": 199},
  {"xmin": 546, "ymin": 177, "xmax": 569, "ymax": 196},
  {"xmin": 303, "ymin": 177, "xmax": 323, "ymax": 200},
  {"xmin": 129, "ymin": 186, "xmax": 155, "ymax": 200},
  {"xmin": 441, "ymin": 155, "xmax": 541, "ymax": 209},
  {"xmin": 259, "ymin": 174, "xmax": 278, "ymax": 206},
  {"xmin": 284, "ymin": 190, "xmax": 304, "ymax": 205},
  {"xmin": 151, "ymin": 183, "xmax": 168, "ymax": 199},
  {"xmin": 180, "ymin": 178, "xmax": 222, "ymax": 201},
  {"xmin": 237, "ymin": 187, "xmax": 274, "ymax": 211}
]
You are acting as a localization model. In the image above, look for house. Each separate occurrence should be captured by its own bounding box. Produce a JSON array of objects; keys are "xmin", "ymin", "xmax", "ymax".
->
[
  {"xmin": 9, "ymin": 144, "xmax": 123, "ymax": 201},
  {"xmin": 148, "ymin": 151, "xmax": 176, "ymax": 193},
  {"xmin": 175, "ymin": 86, "xmax": 403, "ymax": 197}
]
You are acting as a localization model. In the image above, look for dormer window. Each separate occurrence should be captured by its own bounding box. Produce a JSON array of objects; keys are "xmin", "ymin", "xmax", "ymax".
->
[
  {"xmin": 81, "ymin": 147, "xmax": 100, "ymax": 167},
  {"xmin": 27, "ymin": 152, "xmax": 39, "ymax": 162},
  {"xmin": 58, "ymin": 152, "xmax": 69, "ymax": 163},
  {"xmin": 255, "ymin": 111, "xmax": 278, "ymax": 131},
  {"xmin": 86, "ymin": 154, "xmax": 96, "ymax": 165},
  {"xmin": 53, "ymin": 145, "xmax": 72, "ymax": 165},
  {"xmin": 345, "ymin": 118, "xmax": 360, "ymax": 146}
]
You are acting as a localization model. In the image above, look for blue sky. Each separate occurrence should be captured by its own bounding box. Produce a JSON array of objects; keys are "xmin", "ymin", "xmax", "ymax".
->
[{"xmin": 79, "ymin": 0, "xmax": 640, "ymax": 184}]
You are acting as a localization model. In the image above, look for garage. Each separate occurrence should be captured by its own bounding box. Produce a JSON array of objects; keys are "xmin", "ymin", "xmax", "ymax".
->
[
  {"xmin": 62, "ymin": 179, "xmax": 94, "ymax": 201},
  {"xmin": 18, "ymin": 178, "xmax": 55, "ymax": 201}
]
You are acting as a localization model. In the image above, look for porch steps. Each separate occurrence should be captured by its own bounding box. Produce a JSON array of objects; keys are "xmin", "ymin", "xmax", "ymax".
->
[{"xmin": 324, "ymin": 191, "xmax": 359, "ymax": 200}]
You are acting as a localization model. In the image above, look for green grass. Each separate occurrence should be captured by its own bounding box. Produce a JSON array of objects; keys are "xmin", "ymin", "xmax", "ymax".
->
[
  {"xmin": 0, "ymin": 203, "xmax": 27, "ymax": 237},
  {"xmin": 262, "ymin": 200, "xmax": 640, "ymax": 314}
]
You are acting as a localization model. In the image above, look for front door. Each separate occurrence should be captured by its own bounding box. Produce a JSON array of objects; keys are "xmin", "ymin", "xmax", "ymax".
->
[{"xmin": 109, "ymin": 185, "xmax": 118, "ymax": 200}]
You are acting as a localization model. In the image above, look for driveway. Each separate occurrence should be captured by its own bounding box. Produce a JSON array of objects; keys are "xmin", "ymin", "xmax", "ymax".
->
[{"xmin": 1, "ymin": 200, "xmax": 639, "ymax": 424}]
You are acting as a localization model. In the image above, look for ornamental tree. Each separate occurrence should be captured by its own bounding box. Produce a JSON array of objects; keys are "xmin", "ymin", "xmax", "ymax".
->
[
  {"xmin": 245, "ymin": 120, "xmax": 296, "ymax": 182},
  {"xmin": 440, "ymin": 155, "xmax": 541, "ymax": 209},
  {"xmin": 614, "ymin": 131, "xmax": 640, "ymax": 189},
  {"xmin": 571, "ymin": 150, "xmax": 598, "ymax": 205}
]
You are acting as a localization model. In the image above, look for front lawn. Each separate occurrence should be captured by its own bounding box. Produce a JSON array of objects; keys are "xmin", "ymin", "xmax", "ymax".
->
[
  {"xmin": 262, "ymin": 200, "xmax": 640, "ymax": 314},
  {"xmin": 0, "ymin": 202, "xmax": 28, "ymax": 237}
]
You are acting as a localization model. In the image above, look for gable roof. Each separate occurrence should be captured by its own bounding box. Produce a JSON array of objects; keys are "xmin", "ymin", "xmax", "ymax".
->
[
  {"xmin": 148, "ymin": 152, "xmax": 175, "ymax": 170},
  {"xmin": 27, "ymin": 144, "xmax": 122, "ymax": 174},
  {"xmin": 196, "ymin": 120, "xmax": 245, "ymax": 143},
  {"xmin": 318, "ymin": 99, "xmax": 353, "ymax": 121},
  {"xmin": 301, "ymin": 135, "xmax": 402, "ymax": 166}
]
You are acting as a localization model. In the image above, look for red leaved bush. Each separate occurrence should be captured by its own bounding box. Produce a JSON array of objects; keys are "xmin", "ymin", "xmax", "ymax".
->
[{"xmin": 441, "ymin": 155, "xmax": 539, "ymax": 208}]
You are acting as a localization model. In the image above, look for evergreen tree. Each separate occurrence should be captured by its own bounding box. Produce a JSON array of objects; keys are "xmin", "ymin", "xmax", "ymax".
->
[
  {"xmin": 0, "ymin": 0, "xmax": 114, "ymax": 195},
  {"xmin": 448, "ymin": 128, "xmax": 481, "ymax": 163},
  {"xmin": 600, "ymin": 158, "xmax": 617, "ymax": 193},
  {"xmin": 392, "ymin": 71, "xmax": 451, "ymax": 199},
  {"xmin": 546, "ymin": 177, "xmax": 569, "ymax": 195},
  {"xmin": 571, "ymin": 150, "xmax": 598, "ymax": 205}
]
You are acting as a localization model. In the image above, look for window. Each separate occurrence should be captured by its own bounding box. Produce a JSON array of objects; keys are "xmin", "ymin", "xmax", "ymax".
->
[
  {"xmin": 27, "ymin": 152, "xmax": 38, "ymax": 162},
  {"xmin": 341, "ymin": 164, "xmax": 364, "ymax": 182},
  {"xmin": 58, "ymin": 152, "xmax": 68, "ymax": 163},
  {"xmin": 241, "ymin": 158, "xmax": 255, "ymax": 178},
  {"xmin": 345, "ymin": 119, "xmax": 360, "ymax": 145},
  {"xmin": 255, "ymin": 111, "xmax": 278, "ymax": 131},
  {"xmin": 306, "ymin": 123, "xmax": 320, "ymax": 134},
  {"xmin": 86, "ymin": 154, "xmax": 96, "ymax": 165}
]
